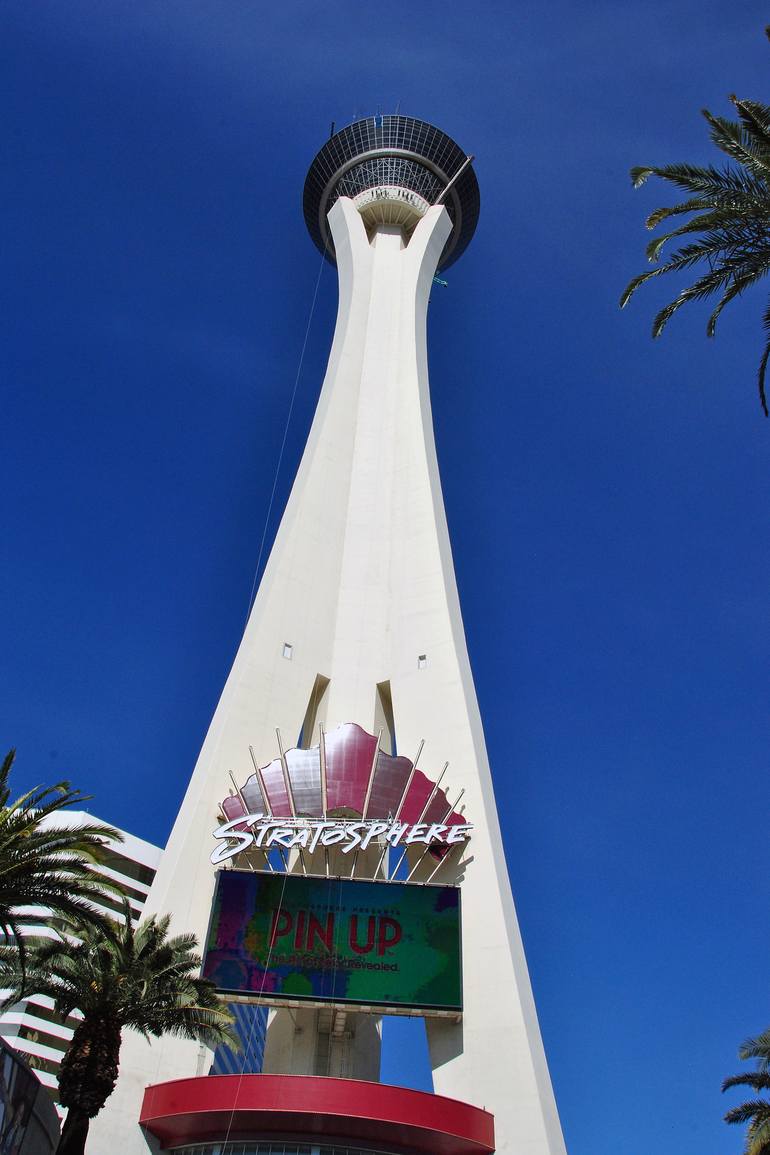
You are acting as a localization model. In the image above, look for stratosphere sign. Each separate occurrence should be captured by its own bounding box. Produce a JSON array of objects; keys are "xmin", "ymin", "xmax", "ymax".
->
[
  {"xmin": 210, "ymin": 813, "xmax": 473, "ymax": 866},
  {"xmin": 202, "ymin": 871, "xmax": 463, "ymax": 1015}
]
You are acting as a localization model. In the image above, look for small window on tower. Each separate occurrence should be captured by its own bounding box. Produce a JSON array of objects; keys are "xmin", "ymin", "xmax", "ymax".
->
[
  {"xmin": 282, "ymin": 643, "xmax": 293, "ymax": 660},
  {"xmin": 417, "ymin": 654, "xmax": 427, "ymax": 669}
]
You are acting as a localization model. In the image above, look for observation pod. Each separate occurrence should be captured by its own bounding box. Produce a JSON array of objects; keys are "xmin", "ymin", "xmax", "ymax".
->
[
  {"xmin": 88, "ymin": 115, "xmax": 567, "ymax": 1155},
  {"xmin": 303, "ymin": 114, "xmax": 480, "ymax": 269}
]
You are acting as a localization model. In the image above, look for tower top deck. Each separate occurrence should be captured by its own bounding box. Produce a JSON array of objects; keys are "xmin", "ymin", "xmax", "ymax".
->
[{"xmin": 303, "ymin": 115, "xmax": 480, "ymax": 271}]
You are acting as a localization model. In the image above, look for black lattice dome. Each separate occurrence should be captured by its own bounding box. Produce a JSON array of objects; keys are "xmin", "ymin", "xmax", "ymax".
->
[{"xmin": 303, "ymin": 116, "xmax": 480, "ymax": 272}]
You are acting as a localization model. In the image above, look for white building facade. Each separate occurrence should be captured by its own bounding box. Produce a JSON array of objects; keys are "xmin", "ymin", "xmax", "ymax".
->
[
  {"xmin": 91, "ymin": 116, "xmax": 568, "ymax": 1155},
  {"xmin": 0, "ymin": 816, "xmax": 161, "ymax": 1109}
]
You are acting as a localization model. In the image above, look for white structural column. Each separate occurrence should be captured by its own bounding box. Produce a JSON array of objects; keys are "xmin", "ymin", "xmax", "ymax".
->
[{"xmin": 90, "ymin": 198, "xmax": 567, "ymax": 1155}]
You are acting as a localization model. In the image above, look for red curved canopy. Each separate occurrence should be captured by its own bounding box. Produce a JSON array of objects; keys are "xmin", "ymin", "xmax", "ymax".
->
[{"xmin": 140, "ymin": 1073, "xmax": 495, "ymax": 1155}]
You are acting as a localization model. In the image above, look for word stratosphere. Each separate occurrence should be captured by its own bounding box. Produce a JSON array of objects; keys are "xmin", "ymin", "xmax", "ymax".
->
[{"xmin": 211, "ymin": 814, "xmax": 473, "ymax": 866}]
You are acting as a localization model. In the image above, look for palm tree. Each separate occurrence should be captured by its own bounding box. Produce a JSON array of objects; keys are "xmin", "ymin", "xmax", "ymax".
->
[
  {"xmin": 621, "ymin": 29, "xmax": 770, "ymax": 416},
  {"xmin": 7, "ymin": 900, "xmax": 236, "ymax": 1155},
  {"xmin": 723, "ymin": 1028, "xmax": 770, "ymax": 1155},
  {"xmin": 0, "ymin": 750, "xmax": 121, "ymax": 975}
]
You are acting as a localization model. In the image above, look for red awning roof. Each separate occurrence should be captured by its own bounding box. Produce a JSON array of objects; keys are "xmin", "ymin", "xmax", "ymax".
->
[{"xmin": 140, "ymin": 1073, "xmax": 495, "ymax": 1155}]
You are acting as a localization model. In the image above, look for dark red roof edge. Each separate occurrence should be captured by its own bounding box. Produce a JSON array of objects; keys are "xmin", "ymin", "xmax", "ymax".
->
[{"xmin": 140, "ymin": 1073, "xmax": 495, "ymax": 1155}]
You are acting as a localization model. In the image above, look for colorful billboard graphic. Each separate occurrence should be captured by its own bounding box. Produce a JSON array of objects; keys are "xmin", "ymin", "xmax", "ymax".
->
[{"xmin": 202, "ymin": 871, "xmax": 462, "ymax": 1014}]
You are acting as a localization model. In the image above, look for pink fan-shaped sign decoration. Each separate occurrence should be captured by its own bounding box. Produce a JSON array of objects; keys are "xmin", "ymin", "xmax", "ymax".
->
[{"xmin": 222, "ymin": 723, "xmax": 467, "ymax": 837}]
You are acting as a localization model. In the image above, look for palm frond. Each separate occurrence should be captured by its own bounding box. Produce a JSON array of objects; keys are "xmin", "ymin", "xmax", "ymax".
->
[
  {"xmin": 739, "ymin": 1031, "xmax": 770, "ymax": 1069},
  {"xmin": 630, "ymin": 166, "xmax": 656, "ymax": 189},
  {"xmin": 744, "ymin": 1115, "xmax": 770, "ymax": 1155},
  {"xmin": 646, "ymin": 197, "xmax": 723, "ymax": 231},
  {"xmin": 623, "ymin": 81, "xmax": 770, "ymax": 414},
  {"xmin": 651, "ymin": 266, "xmax": 737, "ymax": 338},
  {"xmin": 702, "ymin": 110, "xmax": 770, "ymax": 177},
  {"xmin": 631, "ymin": 162, "xmax": 768, "ymax": 202},
  {"xmin": 17, "ymin": 903, "xmax": 235, "ymax": 1057},
  {"xmin": 0, "ymin": 750, "xmax": 131, "ymax": 992},
  {"xmin": 731, "ymin": 97, "xmax": 770, "ymax": 149},
  {"xmin": 620, "ymin": 240, "xmax": 729, "ymax": 308},
  {"xmin": 706, "ymin": 271, "xmax": 758, "ymax": 337},
  {"xmin": 724, "ymin": 1073, "xmax": 770, "ymax": 1094},
  {"xmin": 644, "ymin": 209, "xmax": 770, "ymax": 263},
  {"xmin": 725, "ymin": 1100, "xmax": 770, "ymax": 1126}
]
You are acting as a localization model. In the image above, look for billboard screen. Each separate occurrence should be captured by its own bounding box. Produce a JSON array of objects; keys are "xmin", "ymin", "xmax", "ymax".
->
[{"xmin": 202, "ymin": 870, "xmax": 462, "ymax": 1015}]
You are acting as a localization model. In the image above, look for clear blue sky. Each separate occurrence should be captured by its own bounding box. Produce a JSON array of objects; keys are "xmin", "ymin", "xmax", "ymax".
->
[{"xmin": 3, "ymin": 3, "xmax": 770, "ymax": 1154}]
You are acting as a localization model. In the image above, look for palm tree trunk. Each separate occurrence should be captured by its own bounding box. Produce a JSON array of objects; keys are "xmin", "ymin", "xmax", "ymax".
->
[
  {"xmin": 57, "ymin": 1107, "xmax": 90, "ymax": 1155},
  {"xmin": 57, "ymin": 1014, "xmax": 121, "ymax": 1145}
]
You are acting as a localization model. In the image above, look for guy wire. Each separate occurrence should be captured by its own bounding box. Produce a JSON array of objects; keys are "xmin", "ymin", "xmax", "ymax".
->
[{"xmin": 243, "ymin": 239, "xmax": 328, "ymax": 627}]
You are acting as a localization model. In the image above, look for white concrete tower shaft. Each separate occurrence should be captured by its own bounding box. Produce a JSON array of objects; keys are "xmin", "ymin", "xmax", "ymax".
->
[{"xmin": 90, "ymin": 194, "xmax": 567, "ymax": 1155}]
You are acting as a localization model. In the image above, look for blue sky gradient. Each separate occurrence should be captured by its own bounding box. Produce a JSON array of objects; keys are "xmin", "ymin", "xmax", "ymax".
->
[{"xmin": 3, "ymin": 4, "xmax": 770, "ymax": 1154}]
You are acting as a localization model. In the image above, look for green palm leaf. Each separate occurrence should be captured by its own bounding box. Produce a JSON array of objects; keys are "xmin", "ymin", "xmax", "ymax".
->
[
  {"xmin": 702, "ymin": 110, "xmax": 770, "ymax": 177},
  {"xmin": 724, "ymin": 1073, "xmax": 770, "ymax": 1094},
  {"xmin": 740, "ymin": 1030, "xmax": 770, "ymax": 1069},
  {"xmin": 722, "ymin": 1014, "xmax": 770, "ymax": 1155},
  {"xmin": 725, "ymin": 1100, "xmax": 770, "ymax": 1126},
  {"xmin": 744, "ymin": 1116, "xmax": 770, "ymax": 1155},
  {"xmin": 622, "ymin": 38, "xmax": 770, "ymax": 416},
  {"xmin": 732, "ymin": 97, "xmax": 770, "ymax": 146},
  {"xmin": 0, "ymin": 750, "xmax": 123, "ymax": 980},
  {"xmin": 5, "ymin": 901, "xmax": 236, "ymax": 1154}
]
